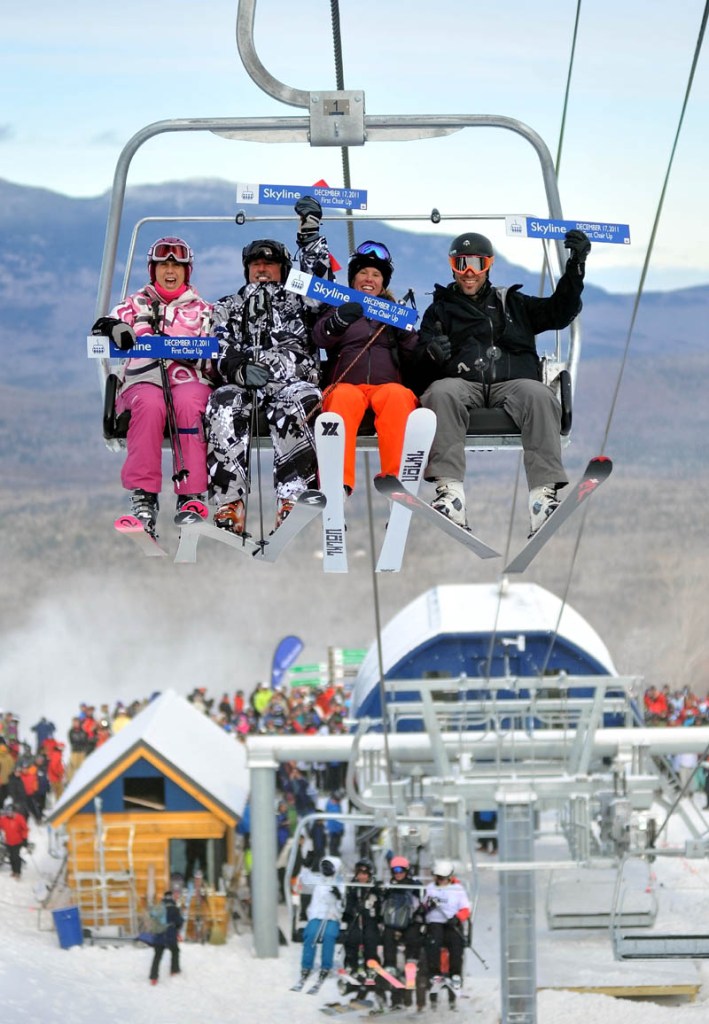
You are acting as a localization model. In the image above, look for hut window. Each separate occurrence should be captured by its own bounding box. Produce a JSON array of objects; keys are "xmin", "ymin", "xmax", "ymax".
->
[{"xmin": 123, "ymin": 776, "xmax": 166, "ymax": 811}]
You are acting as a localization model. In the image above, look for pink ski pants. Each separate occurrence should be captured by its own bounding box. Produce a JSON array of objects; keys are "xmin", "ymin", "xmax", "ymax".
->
[{"xmin": 116, "ymin": 381, "xmax": 212, "ymax": 495}]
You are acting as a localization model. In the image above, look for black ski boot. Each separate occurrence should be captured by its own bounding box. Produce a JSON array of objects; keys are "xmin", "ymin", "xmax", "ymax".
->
[{"xmin": 130, "ymin": 489, "xmax": 159, "ymax": 538}]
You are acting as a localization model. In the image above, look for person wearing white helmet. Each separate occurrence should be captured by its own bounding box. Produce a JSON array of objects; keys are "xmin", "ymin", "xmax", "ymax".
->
[
  {"xmin": 422, "ymin": 860, "xmax": 471, "ymax": 990},
  {"xmin": 295, "ymin": 855, "xmax": 345, "ymax": 989},
  {"xmin": 91, "ymin": 237, "xmax": 214, "ymax": 538},
  {"xmin": 409, "ymin": 228, "xmax": 591, "ymax": 536}
]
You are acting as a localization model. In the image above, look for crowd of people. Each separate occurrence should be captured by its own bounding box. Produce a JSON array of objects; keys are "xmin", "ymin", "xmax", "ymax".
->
[
  {"xmin": 92, "ymin": 195, "xmax": 592, "ymax": 542},
  {"xmin": 642, "ymin": 685, "xmax": 709, "ymax": 726},
  {"xmin": 0, "ymin": 680, "xmax": 350, "ymax": 883}
]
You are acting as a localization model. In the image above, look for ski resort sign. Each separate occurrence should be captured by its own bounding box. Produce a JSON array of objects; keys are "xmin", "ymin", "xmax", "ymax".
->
[
  {"xmin": 87, "ymin": 335, "xmax": 220, "ymax": 360},
  {"xmin": 285, "ymin": 271, "xmax": 419, "ymax": 331},
  {"xmin": 505, "ymin": 216, "xmax": 631, "ymax": 244},
  {"xmin": 237, "ymin": 181, "xmax": 367, "ymax": 210}
]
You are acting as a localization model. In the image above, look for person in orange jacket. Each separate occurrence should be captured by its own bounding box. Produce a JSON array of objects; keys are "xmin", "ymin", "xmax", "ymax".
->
[{"xmin": 0, "ymin": 797, "xmax": 29, "ymax": 879}]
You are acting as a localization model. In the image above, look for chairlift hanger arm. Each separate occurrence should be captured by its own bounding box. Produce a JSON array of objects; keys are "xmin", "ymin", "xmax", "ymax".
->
[{"xmin": 95, "ymin": 112, "xmax": 565, "ymax": 322}]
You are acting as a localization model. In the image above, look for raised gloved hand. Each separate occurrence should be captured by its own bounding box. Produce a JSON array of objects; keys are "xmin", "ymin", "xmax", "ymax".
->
[
  {"xmin": 564, "ymin": 229, "xmax": 591, "ymax": 268},
  {"xmin": 92, "ymin": 316, "xmax": 136, "ymax": 351},
  {"xmin": 328, "ymin": 301, "xmax": 364, "ymax": 336},
  {"xmin": 236, "ymin": 361, "xmax": 271, "ymax": 390},
  {"xmin": 295, "ymin": 195, "xmax": 323, "ymax": 240},
  {"xmin": 331, "ymin": 885, "xmax": 343, "ymax": 900},
  {"xmin": 426, "ymin": 322, "xmax": 452, "ymax": 366}
]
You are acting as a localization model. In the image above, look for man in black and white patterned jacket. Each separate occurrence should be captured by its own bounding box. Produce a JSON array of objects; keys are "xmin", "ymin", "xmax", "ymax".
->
[{"xmin": 205, "ymin": 196, "xmax": 332, "ymax": 533}]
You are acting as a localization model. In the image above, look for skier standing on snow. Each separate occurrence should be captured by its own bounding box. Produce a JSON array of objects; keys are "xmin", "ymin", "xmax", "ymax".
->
[
  {"xmin": 409, "ymin": 229, "xmax": 591, "ymax": 536},
  {"xmin": 294, "ymin": 854, "xmax": 345, "ymax": 990},
  {"xmin": 0, "ymin": 797, "xmax": 29, "ymax": 879},
  {"xmin": 312, "ymin": 241, "xmax": 419, "ymax": 495},
  {"xmin": 148, "ymin": 889, "xmax": 184, "ymax": 985},
  {"xmin": 92, "ymin": 237, "xmax": 214, "ymax": 539},
  {"xmin": 205, "ymin": 196, "xmax": 332, "ymax": 534}
]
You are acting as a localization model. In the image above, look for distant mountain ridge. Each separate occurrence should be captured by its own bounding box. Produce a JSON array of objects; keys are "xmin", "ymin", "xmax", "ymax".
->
[
  {"xmin": 1, "ymin": 175, "xmax": 707, "ymax": 391},
  {"xmin": 1, "ymin": 176, "xmax": 707, "ymax": 478}
]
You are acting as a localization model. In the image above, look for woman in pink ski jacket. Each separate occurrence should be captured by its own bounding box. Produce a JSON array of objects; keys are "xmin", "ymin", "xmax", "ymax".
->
[{"xmin": 92, "ymin": 237, "xmax": 214, "ymax": 538}]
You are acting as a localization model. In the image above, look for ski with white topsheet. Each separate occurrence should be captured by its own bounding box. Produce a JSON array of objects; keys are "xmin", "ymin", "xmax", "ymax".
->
[
  {"xmin": 315, "ymin": 411, "xmax": 348, "ymax": 573},
  {"xmin": 375, "ymin": 407, "xmax": 436, "ymax": 573}
]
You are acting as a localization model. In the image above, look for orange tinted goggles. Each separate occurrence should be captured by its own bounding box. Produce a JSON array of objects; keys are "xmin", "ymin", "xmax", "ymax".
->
[{"xmin": 449, "ymin": 254, "xmax": 494, "ymax": 275}]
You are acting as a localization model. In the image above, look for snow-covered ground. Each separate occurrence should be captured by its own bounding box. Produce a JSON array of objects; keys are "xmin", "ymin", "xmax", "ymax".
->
[{"xmin": 3, "ymin": 801, "xmax": 709, "ymax": 1024}]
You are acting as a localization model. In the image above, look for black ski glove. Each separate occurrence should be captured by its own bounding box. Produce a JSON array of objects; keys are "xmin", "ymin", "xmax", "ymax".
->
[
  {"xmin": 331, "ymin": 886, "xmax": 343, "ymax": 900},
  {"xmin": 426, "ymin": 322, "xmax": 452, "ymax": 365},
  {"xmin": 564, "ymin": 230, "xmax": 591, "ymax": 273},
  {"xmin": 220, "ymin": 348, "xmax": 247, "ymax": 385},
  {"xmin": 328, "ymin": 302, "xmax": 364, "ymax": 336},
  {"xmin": 92, "ymin": 316, "xmax": 136, "ymax": 351},
  {"xmin": 295, "ymin": 195, "xmax": 323, "ymax": 243},
  {"xmin": 236, "ymin": 361, "xmax": 271, "ymax": 390}
]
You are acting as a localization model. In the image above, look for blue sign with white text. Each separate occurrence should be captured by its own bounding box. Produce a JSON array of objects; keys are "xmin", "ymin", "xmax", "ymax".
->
[
  {"xmin": 505, "ymin": 216, "xmax": 630, "ymax": 244},
  {"xmin": 86, "ymin": 335, "xmax": 219, "ymax": 360},
  {"xmin": 237, "ymin": 182, "xmax": 368, "ymax": 211},
  {"xmin": 284, "ymin": 271, "xmax": 419, "ymax": 331}
]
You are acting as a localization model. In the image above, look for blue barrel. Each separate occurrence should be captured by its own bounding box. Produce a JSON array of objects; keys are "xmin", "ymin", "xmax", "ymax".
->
[{"xmin": 52, "ymin": 906, "xmax": 84, "ymax": 949}]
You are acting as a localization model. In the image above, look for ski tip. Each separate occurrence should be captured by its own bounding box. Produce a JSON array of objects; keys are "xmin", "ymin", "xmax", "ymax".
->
[
  {"xmin": 114, "ymin": 514, "xmax": 144, "ymax": 531},
  {"xmin": 297, "ymin": 488, "xmax": 327, "ymax": 508},
  {"xmin": 373, "ymin": 474, "xmax": 401, "ymax": 496},
  {"xmin": 589, "ymin": 455, "xmax": 613, "ymax": 474}
]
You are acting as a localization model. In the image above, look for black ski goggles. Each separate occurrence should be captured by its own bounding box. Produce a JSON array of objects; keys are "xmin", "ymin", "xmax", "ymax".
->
[{"xmin": 354, "ymin": 240, "xmax": 392, "ymax": 261}]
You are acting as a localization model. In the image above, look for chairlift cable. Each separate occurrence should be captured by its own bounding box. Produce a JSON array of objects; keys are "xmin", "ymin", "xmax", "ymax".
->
[
  {"xmin": 598, "ymin": 0, "xmax": 708, "ymax": 455},
  {"xmin": 538, "ymin": 1, "xmax": 708, "ymax": 683}
]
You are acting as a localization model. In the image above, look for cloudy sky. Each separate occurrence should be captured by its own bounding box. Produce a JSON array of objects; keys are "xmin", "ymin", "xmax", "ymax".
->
[{"xmin": 2, "ymin": 0, "xmax": 707, "ymax": 291}]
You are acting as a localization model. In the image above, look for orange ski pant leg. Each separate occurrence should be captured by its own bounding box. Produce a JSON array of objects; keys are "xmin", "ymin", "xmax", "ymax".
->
[
  {"xmin": 369, "ymin": 383, "xmax": 419, "ymax": 478},
  {"xmin": 322, "ymin": 383, "xmax": 370, "ymax": 492}
]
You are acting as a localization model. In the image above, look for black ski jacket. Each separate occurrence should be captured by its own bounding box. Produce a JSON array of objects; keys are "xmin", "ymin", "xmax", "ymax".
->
[{"xmin": 406, "ymin": 263, "xmax": 583, "ymax": 395}]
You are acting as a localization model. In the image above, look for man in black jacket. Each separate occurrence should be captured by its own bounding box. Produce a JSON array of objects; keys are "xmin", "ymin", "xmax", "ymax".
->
[{"xmin": 411, "ymin": 229, "xmax": 590, "ymax": 535}]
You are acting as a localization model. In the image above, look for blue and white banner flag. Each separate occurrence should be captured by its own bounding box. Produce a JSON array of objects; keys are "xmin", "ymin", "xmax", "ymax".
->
[
  {"xmin": 87, "ymin": 335, "xmax": 219, "ymax": 360},
  {"xmin": 236, "ymin": 182, "xmax": 367, "ymax": 211},
  {"xmin": 271, "ymin": 635, "xmax": 305, "ymax": 690},
  {"xmin": 505, "ymin": 216, "xmax": 631, "ymax": 245},
  {"xmin": 285, "ymin": 271, "xmax": 418, "ymax": 331}
]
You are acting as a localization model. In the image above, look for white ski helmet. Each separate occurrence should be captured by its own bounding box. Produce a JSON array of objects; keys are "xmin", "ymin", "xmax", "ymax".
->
[
  {"xmin": 320, "ymin": 856, "xmax": 342, "ymax": 877},
  {"xmin": 432, "ymin": 859, "xmax": 455, "ymax": 879}
]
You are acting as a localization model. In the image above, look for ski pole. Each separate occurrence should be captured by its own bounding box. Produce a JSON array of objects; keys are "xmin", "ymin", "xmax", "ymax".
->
[
  {"xmin": 469, "ymin": 942, "xmax": 489, "ymax": 970},
  {"xmin": 151, "ymin": 300, "xmax": 188, "ymax": 484}
]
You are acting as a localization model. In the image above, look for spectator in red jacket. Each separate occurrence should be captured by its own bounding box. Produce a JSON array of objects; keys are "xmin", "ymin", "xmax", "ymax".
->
[
  {"xmin": 643, "ymin": 686, "xmax": 668, "ymax": 724},
  {"xmin": 0, "ymin": 798, "xmax": 29, "ymax": 878},
  {"xmin": 46, "ymin": 741, "xmax": 66, "ymax": 800}
]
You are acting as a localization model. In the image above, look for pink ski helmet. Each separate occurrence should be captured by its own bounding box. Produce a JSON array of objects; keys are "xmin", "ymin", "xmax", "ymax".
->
[{"xmin": 390, "ymin": 856, "xmax": 410, "ymax": 872}]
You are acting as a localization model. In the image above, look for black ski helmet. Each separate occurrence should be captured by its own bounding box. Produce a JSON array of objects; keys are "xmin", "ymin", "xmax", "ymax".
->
[
  {"xmin": 355, "ymin": 858, "xmax": 374, "ymax": 875},
  {"xmin": 448, "ymin": 232, "xmax": 494, "ymax": 260},
  {"xmin": 242, "ymin": 239, "xmax": 293, "ymax": 283},
  {"xmin": 347, "ymin": 241, "xmax": 394, "ymax": 289}
]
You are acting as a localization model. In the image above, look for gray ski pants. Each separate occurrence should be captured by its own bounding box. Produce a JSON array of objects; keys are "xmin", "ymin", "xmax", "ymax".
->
[{"xmin": 420, "ymin": 377, "xmax": 568, "ymax": 490}]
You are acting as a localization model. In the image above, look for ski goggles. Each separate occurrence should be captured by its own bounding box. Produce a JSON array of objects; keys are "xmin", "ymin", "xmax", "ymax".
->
[
  {"xmin": 449, "ymin": 253, "xmax": 494, "ymax": 276},
  {"xmin": 151, "ymin": 241, "xmax": 192, "ymax": 263},
  {"xmin": 391, "ymin": 866, "xmax": 407, "ymax": 874},
  {"xmin": 354, "ymin": 240, "xmax": 392, "ymax": 261}
]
